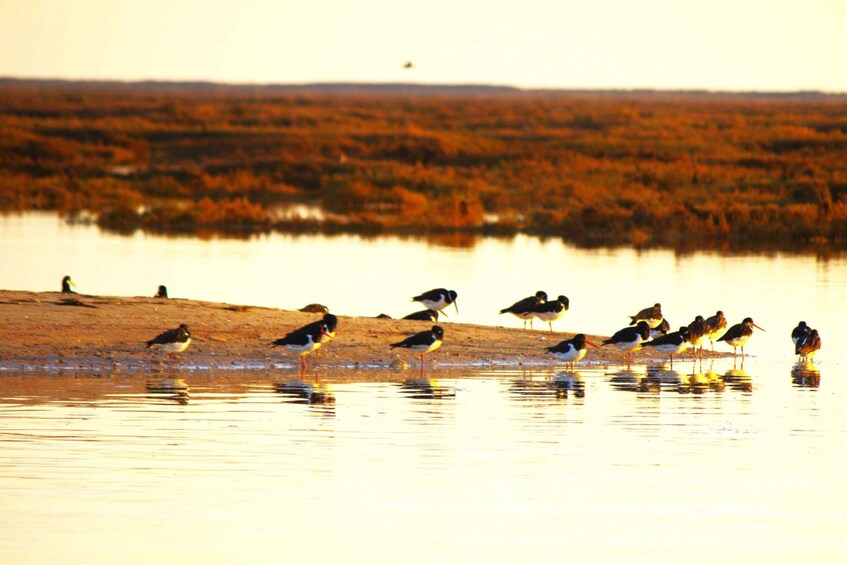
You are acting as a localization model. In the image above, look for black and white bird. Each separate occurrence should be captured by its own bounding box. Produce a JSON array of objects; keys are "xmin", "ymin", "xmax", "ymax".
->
[
  {"xmin": 629, "ymin": 303, "xmax": 663, "ymax": 328},
  {"xmin": 272, "ymin": 319, "xmax": 332, "ymax": 368},
  {"xmin": 391, "ymin": 325, "xmax": 444, "ymax": 365},
  {"xmin": 412, "ymin": 289, "xmax": 458, "ymax": 316},
  {"xmin": 717, "ymin": 317, "xmax": 765, "ymax": 357},
  {"xmin": 155, "ymin": 285, "xmax": 168, "ymax": 299},
  {"xmin": 642, "ymin": 326, "xmax": 691, "ymax": 366},
  {"xmin": 704, "ymin": 310, "xmax": 727, "ymax": 350},
  {"xmin": 603, "ymin": 321, "xmax": 651, "ymax": 360},
  {"xmin": 146, "ymin": 323, "xmax": 191, "ymax": 354},
  {"xmin": 403, "ymin": 309, "xmax": 440, "ymax": 322},
  {"xmin": 61, "ymin": 275, "xmax": 76, "ymax": 294},
  {"xmin": 499, "ymin": 291, "xmax": 547, "ymax": 329},
  {"xmin": 791, "ymin": 321, "xmax": 811, "ymax": 346},
  {"xmin": 795, "ymin": 328, "xmax": 821, "ymax": 361},
  {"xmin": 544, "ymin": 333, "xmax": 598, "ymax": 369},
  {"xmin": 533, "ymin": 295, "xmax": 569, "ymax": 332}
]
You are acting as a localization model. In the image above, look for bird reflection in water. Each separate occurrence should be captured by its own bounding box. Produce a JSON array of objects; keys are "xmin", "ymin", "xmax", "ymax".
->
[
  {"xmin": 684, "ymin": 360, "xmax": 726, "ymax": 394},
  {"xmin": 273, "ymin": 378, "xmax": 336, "ymax": 406},
  {"xmin": 791, "ymin": 360, "xmax": 821, "ymax": 388},
  {"xmin": 508, "ymin": 372, "xmax": 556, "ymax": 402},
  {"xmin": 721, "ymin": 358, "xmax": 754, "ymax": 393},
  {"xmin": 608, "ymin": 366, "xmax": 647, "ymax": 392},
  {"xmin": 549, "ymin": 371, "xmax": 585, "ymax": 399},
  {"xmin": 642, "ymin": 364, "xmax": 685, "ymax": 393},
  {"xmin": 146, "ymin": 377, "xmax": 190, "ymax": 405},
  {"xmin": 399, "ymin": 377, "xmax": 456, "ymax": 400}
]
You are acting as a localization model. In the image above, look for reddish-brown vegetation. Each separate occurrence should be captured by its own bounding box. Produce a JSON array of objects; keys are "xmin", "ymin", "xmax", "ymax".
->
[{"xmin": 1, "ymin": 80, "xmax": 846, "ymax": 248}]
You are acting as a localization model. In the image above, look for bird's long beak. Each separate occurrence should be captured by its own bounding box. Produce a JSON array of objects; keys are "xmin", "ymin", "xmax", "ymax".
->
[
  {"xmin": 586, "ymin": 340, "xmax": 600, "ymax": 348},
  {"xmin": 753, "ymin": 324, "xmax": 765, "ymax": 332},
  {"xmin": 69, "ymin": 279, "xmax": 76, "ymax": 287},
  {"xmin": 453, "ymin": 300, "xmax": 459, "ymax": 315},
  {"xmin": 321, "ymin": 328, "xmax": 331, "ymax": 337}
]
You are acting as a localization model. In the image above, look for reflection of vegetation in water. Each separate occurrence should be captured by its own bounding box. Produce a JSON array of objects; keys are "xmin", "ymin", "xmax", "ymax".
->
[
  {"xmin": 791, "ymin": 361, "xmax": 822, "ymax": 388},
  {"xmin": 2, "ymin": 82, "xmax": 847, "ymax": 251}
]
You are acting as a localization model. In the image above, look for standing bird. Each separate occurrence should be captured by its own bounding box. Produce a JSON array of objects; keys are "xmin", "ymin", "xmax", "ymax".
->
[
  {"xmin": 795, "ymin": 329, "xmax": 821, "ymax": 361},
  {"xmin": 412, "ymin": 288, "xmax": 458, "ymax": 316},
  {"xmin": 272, "ymin": 320, "xmax": 331, "ymax": 369},
  {"xmin": 545, "ymin": 333, "xmax": 599, "ymax": 369},
  {"xmin": 61, "ymin": 275, "xmax": 76, "ymax": 293},
  {"xmin": 533, "ymin": 295, "xmax": 569, "ymax": 332},
  {"xmin": 642, "ymin": 326, "xmax": 691, "ymax": 367},
  {"xmin": 717, "ymin": 317, "xmax": 765, "ymax": 357},
  {"xmin": 603, "ymin": 321, "xmax": 651, "ymax": 362},
  {"xmin": 155, "ymin": 285, "xmax": 169, "ymax": 299},
  {"xmin": 704, "ymin": 310, "xmax": 727, "ymax": 351},
  {"xmin": 403, "ymin": 309, "xmax": 440, "ymax": 322},
  {"xmin": 629, "ymin": 303, "xmax": 663, "ymax": 328},
  {"xmin": 146, "ymin": 323, "xmax": 191, "ymax": 355},
  {"xmin": 391, "ymin": 325, "xmax": 444, "ymax": 366},
  {"xmin": 499, "ymin": 291, "xmax": 547, "ymax": 329},
  {"xmin": 791, "ymin": 321, "xmax": 811, "ymax": 345},
  {"xmin": 687, "ymin": 315, "xmax": 708, "ymax": 358}
]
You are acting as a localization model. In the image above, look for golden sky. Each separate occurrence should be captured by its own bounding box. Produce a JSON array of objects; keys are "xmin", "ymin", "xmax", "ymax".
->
[{"xmin": 1, "ymin": 0, "xmax": 845, "ymax": 91}]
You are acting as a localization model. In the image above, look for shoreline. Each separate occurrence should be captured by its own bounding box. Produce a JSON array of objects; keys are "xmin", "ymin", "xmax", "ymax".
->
[{"xmin": 0, "ymin": 289, "xmax": 729, "ymax": 373}]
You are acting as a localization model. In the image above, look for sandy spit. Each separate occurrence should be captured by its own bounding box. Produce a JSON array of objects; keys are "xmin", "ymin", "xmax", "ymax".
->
[{"xmin": 0, "ymin": 290, "xmax": 726, "ymax": 373}]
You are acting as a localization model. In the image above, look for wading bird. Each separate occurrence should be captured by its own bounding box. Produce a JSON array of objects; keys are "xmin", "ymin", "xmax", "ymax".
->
[
  {"xmin": 717, "ymin": 317, "xmax": 765, "ymax": 357},
  {"xmin": 629, "ymin": 303, "xmax": 663, "ymax": 328},
  {"xmin": 146, "ymin": 323, "xmax": 191, "ymax": 355},
  {"xmin": 533, "ymin": 295, "xmax": 569, "ymax": 332}
]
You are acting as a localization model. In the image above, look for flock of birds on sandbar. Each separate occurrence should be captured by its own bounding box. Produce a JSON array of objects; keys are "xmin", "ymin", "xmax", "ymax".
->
[{"xmin": 58, "ymin": 276, "xmax": 823, "ymax": 371}]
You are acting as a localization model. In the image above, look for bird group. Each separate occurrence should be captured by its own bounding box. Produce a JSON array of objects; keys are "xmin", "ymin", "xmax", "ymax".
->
[{"xmin": 60, "ymin": 277, "xmax": 820, "ymax": 371}]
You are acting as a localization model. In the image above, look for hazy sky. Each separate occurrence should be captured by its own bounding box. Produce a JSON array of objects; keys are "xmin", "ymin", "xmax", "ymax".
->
[{"xmin": 1, "ymin": 0, "xmax": 845, "ymax": 91}]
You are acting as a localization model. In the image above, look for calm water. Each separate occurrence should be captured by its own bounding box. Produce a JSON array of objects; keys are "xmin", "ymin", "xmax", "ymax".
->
[
  {"xmin": 1, "ymin": 362, "xmax": 845, "ymax": 563},
  {"xmin": 2, "ymin": 214, "xmax": 847, "ymax": 562}
]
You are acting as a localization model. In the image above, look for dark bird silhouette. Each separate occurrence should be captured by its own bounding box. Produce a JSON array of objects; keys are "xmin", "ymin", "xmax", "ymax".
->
[
  {"xmin": 299, "ymin": 303, "xmax": 329, "ymax": 314},
  {"xmin": 499, "ymin": 291, "xmax": 547, "ymax": 329},
  {"xmin": 412, "ymin": 289, "xmax": 458, "ymax": 316},
  {"xmin": 146, "ymin": 323, "xmax": 191, "ymax": 354},
  {"xmin": 403, "ymin": 309, "xmax": 440, "ymax": 322},
  {"xmin": 795, "ymin": 328, "xmax": 821, "ymax": 360},
  {"xmin": 403, "ymin": 61, "xmax": 413, "ymax": 69},
  {"xmin": 717, "ymin": 317, "xmax": 765, "ymax": 357},
  {"xmin": 391, "ymin": 325, "xmax": 444, "ymax": 365},
  {"xmin": 687, "ymin": 315, "xmax": 708, "ymax": 358},
  {"xmin": 791, "ymin": 321, "xmax": 811, "ymax": 346},
  {"xmin": 155, "ymin": 285, "xmax": 169, "ymax": 299},
  {"xmin": 704, "ymin": 310, "xmax": 727, "ymax": 350},
  {"xmin": 545, "ymin": 333, "xmax": 599, "ymax": 368},
  {"xmin": 533, "ymin": 295, "xmax": 569, "ymax": 332},
  {"xmin": 629, "ymin": 303, "xmax": 663, "ymax": 328},
  {"xmin": 61, "ymin": 275, "xmax": 76, "ymax": 293}
]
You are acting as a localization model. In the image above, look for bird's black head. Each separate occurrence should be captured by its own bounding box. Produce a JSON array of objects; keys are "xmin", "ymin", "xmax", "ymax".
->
[
  {"xmin": 431, "ymin": 326, "xmax": 444, "ymax": 340},
  {"xmin": 447, "ymin": 290, "xmax": 458, "ymax": 302},
  {"xmin": 742, "ymin": 317, "xmax": 755, "ymax": 325},
  {"xmin": 636, "ymin": 321, "xmax": 650, "ymax": 338},
  {"xmin": 679, "ymin": 327, "xmax": 691, "ymax": 338},
  {"xmin": 61, "ymin": 275, "xmax": 75, "ymax": 292},
  {"xmin": 695, "ymin": 315, "xmax": 704, "ymax": 323},
  {"xmin": 557, "ymin": 295, "xmax": 570, "ymax": 308},
  {"xmin": 156, "ymin": 285, "xmax": 168, "ymax": 298},
  {"xmin": 322, "ymin": 313, "xmax": 338, "ymax": 332},
  {"xmin": 798, "ymin": 321, "xmax": 807, "ymax": 327},
  {"xmin": 535, "ymin": 291, "xmax": 548, "ymax": 301},
  {"xmin": 572, "ymin": 333, "xmax": 587, "ymax": 346},
  {"xmin": 177, "ymin": 323, "xmax": 190, "ymax": 338},
  {"xmin": 716, "ymin": 310, "xmax": 724, "ymax": 317}
]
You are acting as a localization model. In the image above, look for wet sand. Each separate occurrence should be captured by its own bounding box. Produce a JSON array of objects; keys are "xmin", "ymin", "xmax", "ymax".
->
[{"xmin": 0, "ymin": 290, "xmax": 727, "ymax": 372}]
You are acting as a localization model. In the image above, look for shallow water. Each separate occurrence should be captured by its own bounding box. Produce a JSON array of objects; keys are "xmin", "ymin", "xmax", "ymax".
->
[
  {"xmin": 2, "ymin": 214, "xmax": 847, "ymax": 562},
  {"xmin": 0, "ymin": 358, "xmax": 845, "ymax": 563}
]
